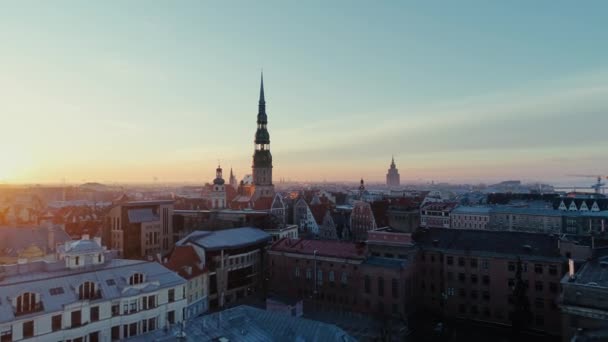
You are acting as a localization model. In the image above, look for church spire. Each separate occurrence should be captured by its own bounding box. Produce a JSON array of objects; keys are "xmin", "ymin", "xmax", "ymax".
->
[{"xmin": 259, "ymin": 71, "xmax": 265, "ymax": 104}]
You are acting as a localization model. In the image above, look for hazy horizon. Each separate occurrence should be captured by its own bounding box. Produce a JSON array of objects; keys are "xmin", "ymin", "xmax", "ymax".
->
[{"xmin": 2, "ymin": 1, "xmax": 607, "ymax": 184}]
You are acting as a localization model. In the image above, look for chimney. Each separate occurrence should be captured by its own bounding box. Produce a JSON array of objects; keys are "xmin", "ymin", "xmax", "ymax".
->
[
  {"xmin": 568, "ymin": 258, "xmax": 576, "ymax": 280},
  {"xmin": 82, "ymin": 234, "xmax": 90, "ymax": 240}
]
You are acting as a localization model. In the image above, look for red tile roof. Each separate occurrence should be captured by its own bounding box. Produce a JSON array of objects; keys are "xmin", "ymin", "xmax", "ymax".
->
[
  {"xmin": 165, "ymin": 245, "xmax": 207, "ymax": 279},
  {"xmin": 270, "ymin": 238, "xmax": 366, "ymax": 260}
]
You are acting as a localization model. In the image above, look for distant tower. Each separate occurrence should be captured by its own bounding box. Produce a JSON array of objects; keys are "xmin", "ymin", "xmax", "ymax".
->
[
  {"xmin": 252, "ymin": 72, "xmax": 274, "ymax": 200},
  {"xmin": 211, "ymin": 165, "xmax": 226, "ymax": 209},
  {"xmin": 358, "ymin": 178, "xmax": 366, "ymax": 200},
  {"xmin": 229, "ymin": 167, "xmax": 237, "ymax": 190},
  {"xmin": 386, "ymin": 156, "xmax": 400, "ymax": 188}
]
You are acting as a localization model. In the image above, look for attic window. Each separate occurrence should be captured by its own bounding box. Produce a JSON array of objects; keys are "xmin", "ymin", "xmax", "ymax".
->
[{"xmin": 49, "ymin": 287, "xmax": 64, "ymax": 296}]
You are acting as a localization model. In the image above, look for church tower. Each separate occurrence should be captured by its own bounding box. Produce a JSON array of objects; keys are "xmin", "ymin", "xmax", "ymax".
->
[
  {"xmin": 211, "ymin": 164, "xmax": 226, "ymax": 209},
  {"xmin": 252, "ymin": 72, "xmax": 274, "ymax": 199},
  {"xmin": 229, "ymin": 167, "xmax": 238, "ymax": 190},
  {"xmin": 386, "ymin": 156, "xmax": 400, "ymax": 188}
]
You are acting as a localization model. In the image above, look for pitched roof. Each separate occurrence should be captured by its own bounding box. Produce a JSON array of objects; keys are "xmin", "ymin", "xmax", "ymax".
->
[
  {"xmin": 165, "ymin": 245, "xmax": 206, "ymax": 279},
  {"xmin": 127, "ymin": 208, "xmax": 160, "ymax": 223}
]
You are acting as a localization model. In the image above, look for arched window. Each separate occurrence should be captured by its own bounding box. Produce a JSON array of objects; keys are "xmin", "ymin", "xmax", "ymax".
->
[
  {"xmin": 129, "ymin": 273, "xmax": 144, "ymax": 285},
  {"xmin": 78, "ymin": 281, "xmax": 99, "ymax": 300},
  {"xmin": 15, "ymin": 292, "xmax": 41, "ymax": 315}
]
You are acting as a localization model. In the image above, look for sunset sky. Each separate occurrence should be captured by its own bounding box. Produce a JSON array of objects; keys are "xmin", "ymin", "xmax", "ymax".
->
[{"xmin": 1, "ymin": 1, "xmax": 607, "ymax": 185}]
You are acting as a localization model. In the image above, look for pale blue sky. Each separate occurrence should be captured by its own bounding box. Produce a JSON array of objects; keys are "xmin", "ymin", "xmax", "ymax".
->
[{"xmin": 1, "ymin": 1, "xmax": 607, "ymax": 184}]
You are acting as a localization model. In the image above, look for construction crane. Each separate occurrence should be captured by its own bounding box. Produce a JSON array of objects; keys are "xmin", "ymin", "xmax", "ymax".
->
[{"xmin": 567, "ymin": 174, "xmax": 608, "ymax": 194}]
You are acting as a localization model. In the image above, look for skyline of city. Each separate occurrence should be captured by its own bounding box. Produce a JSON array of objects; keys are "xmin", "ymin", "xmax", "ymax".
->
[{"xmin": 1, "ymin": 1, "xmax": 607, "ymax": 184}]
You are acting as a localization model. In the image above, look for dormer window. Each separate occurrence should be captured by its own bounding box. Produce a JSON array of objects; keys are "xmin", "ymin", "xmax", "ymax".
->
[
  {"xmin": 15, "ymin": 292, "xmax": 43, "ymax": 316},
  {"xmin": 78, "ymin": 281, "xmax": 100, "ymax": 300},
  {"xmin": 129, "ymin": 273, "xmax": 144, "ymax": 285}
]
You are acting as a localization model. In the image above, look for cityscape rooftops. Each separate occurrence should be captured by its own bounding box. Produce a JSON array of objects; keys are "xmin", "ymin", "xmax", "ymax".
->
[
  {"xmin": 420, "ymin": 202, "xmax": 458, "ymax": 212},
  {"xmin": 270, "ymin": 238, "xmax": 366, "ymax": 260},
  {"xmin": 451, "ymin": 206, "xmax": 491, "ymax": 215},
  {"xmin": 177, "ymin": 227, "xmax": 271, "ymax": 251}
]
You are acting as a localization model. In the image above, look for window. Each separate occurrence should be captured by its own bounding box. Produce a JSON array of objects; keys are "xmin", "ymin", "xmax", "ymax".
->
[
  {"xmin": 341, "ymin": 272, "xmax": 348, "ymax": 286},
  {"xmin": 535, "ymin": 281, "xmax": 543, "ymax": 292},
  {"xmin": 168, "ymin": 289, "xmax": 175, "ymax": 302},
  {"xmin": 470, "ymin": 258, "xmax": 478, "ymax": 268},
  {"xmin": 75, "ymin": 256, "xmax": 80, "ymax": 265},
  {"xmin": 534, "ymin": 264, "xmax": 543, "ymax": 274},
  {"xmin": 111, "ymin": 326, "xmax": 120, "ymax": 341},
  {"xmin": 458, "ymin": 273, "xmax": 466, "ymax": 282},
  {"xmin": 91, "ymin": 306, "xmax": 100, "ymax": 322},
  {"xmin": 470, "ymin": 290, "xmax": 478, "ymax": 299},
  {"xmin": 459, "ymin": 288, "xmax": 466, "ymax": 298},
  {"xmin": 52, "ymin": 314, "xmax": 62, "ymax": 331},
  {"xmin": 458, "ymin": 257, "xmax": 465, "ymax": 267},
  {"xmin": 549, "ymin": 265, "xmax": 557, "ymax": 276},
  {"xmin": 378, "ymin": 277, "xmax": 384, "ymax": 297},
  {"xmin": 447, "ymin": 256, "xmax": 453, "ymax": 265},
  {"xmin": 364, "ymin": 276, "xmax": 371, "ymax": 294},
  {"xmin": 317, "ymin": 270, "xmax": 323, "ymax": 285},
  {"xmin": 329, "ymin": 271, "xmax": 335, "ymax": 283},
  {"xmin": 482, "ymin": 291, "xmax": 490, "ymax": 301},
  {"xmin": 471, "ymin": 274, "xmax": 478, "ymax": 284},
  {"xmin": 482, "ymin": 275, "xmax": 490, "ymax": 285},
  {"xmin": 549, "ymin": 282, "xmax": 558, "ymax": 293},
  {"xmin": 148, "ymin": 317, "xmax": 156, "ymax": 331},
  {"xmin": 111, "ymin": 303, "xmax": 120, "ymax": 316},
  {"xmin": 1, "ymin": 327, "xmax": 12, "ymax": 342},
  {"xmin": 129, "ymin": 322, "xmax": 137, "ymax": 337},
  {"xmin": 295, "ymin": 267, "xmax": 300, "ymax": 278},
  {"xmin": 23, "ymin": 321, "xmax": 34, "ymax": 338},
  {"xmin": 447, "ymin": 272, "xmax": 454, "ymax": 281},
  {"xmin": 508, "ymin": 278, "xmax": 515, "ymax": 288},
  {"xmin": 49, "ymin": 287, "xmax": 64, "ymax": 296},
  {"xmin": 306, "ymin": 268, "xmax": 312, "ymax": 280},
  {"xmin": 129, "ymin": 273, "xmax": 144, "ymax": 285},
  {"xmin": 79, "ymin": 281, "xmax": 98, "ymax": 300},
  {"xmin": 508, "ymin": 262, "xmax": 515, "ymax": 272},
  {"xmin": 167, "ymin": 310, "xmax": 175, "ymax": 324},
  {"xmin": 15, "ymin": 292, "xmax": 40, "ymax": 315},
  {"xmin": 392, "ymin": 279, "xmax": 399, "ymax": 298},
  {"xmin": 106, "ymin": 279, "xmax": 116, "ymax": 286},
  {"xmin": 71, "ymin": 310, "xmax": 82, "ymax": 328}
]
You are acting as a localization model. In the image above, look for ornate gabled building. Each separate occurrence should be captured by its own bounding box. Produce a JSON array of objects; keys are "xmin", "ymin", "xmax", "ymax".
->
[{"xmin": 386, "ymin": 156, "xmax": 400, "ymax": 188}]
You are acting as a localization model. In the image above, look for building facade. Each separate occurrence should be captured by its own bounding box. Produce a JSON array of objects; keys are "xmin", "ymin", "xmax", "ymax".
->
[
  {"xmin": 415, "ymin": 229, "xmax": 566, "ymax": 336},
  {"xmin": 0, "ymin": 236, "xmax": 186, "ymax": 342},
  {"xmin": 450, "ymin": 206, "xmax": 491, "ymax": 229},
  {"xmin": 164, "ymin": 245, "xmax": 209, "ymax": 319},
  {"xmin": 175, "ymin": 227, "xmax": 271, "ymax": 310},
  {"xmin": 104, "ymin": 199, "xmax": 174, "ymax": 259},
  {"xmin": 420, "ymin": 202, "xmax": 457, "ymax": 229}
]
